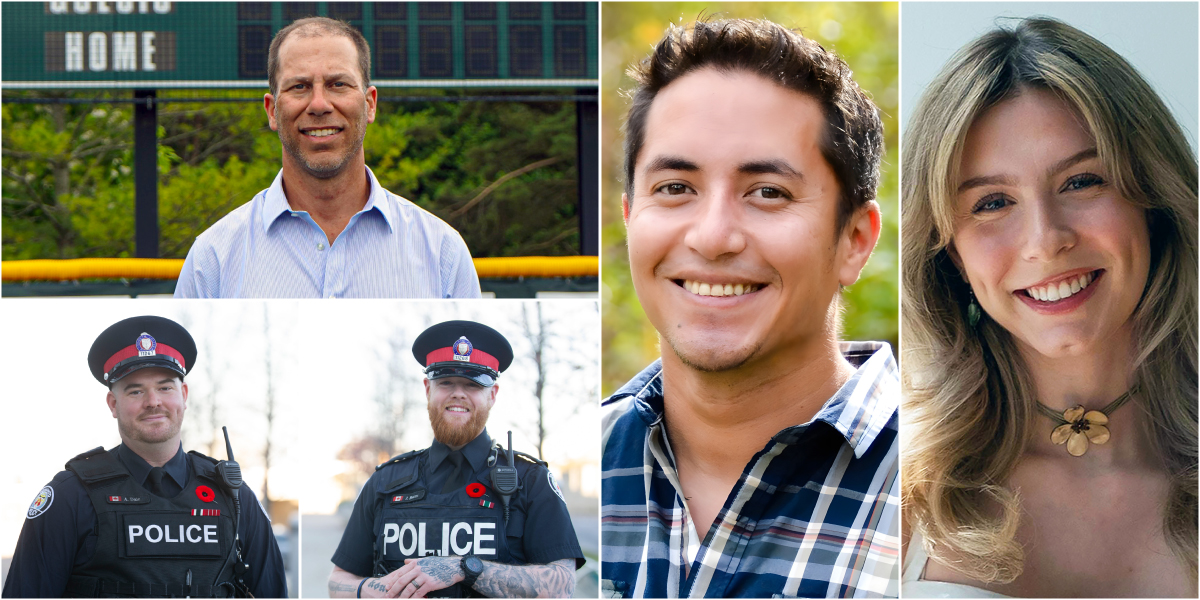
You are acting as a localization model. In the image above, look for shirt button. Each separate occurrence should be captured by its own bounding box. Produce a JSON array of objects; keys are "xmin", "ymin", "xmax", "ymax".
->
[{"xmin": 317, "ymin": 243, "xmax": 325, "ymax": 251}]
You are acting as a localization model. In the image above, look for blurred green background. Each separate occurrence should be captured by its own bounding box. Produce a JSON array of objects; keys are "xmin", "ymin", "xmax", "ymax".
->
[{"xmin": 600, "ymin": 2, "xmax": 900, "ymax": 396}]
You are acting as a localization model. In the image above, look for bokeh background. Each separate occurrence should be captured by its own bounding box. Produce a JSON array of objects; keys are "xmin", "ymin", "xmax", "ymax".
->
[
  {"xmin": 599, "ymin": 2, "xmax": 900, "ymax": 395},
  {"xmin": 294, "ymin": 300, "xmax": 600, "ymax": 598}
]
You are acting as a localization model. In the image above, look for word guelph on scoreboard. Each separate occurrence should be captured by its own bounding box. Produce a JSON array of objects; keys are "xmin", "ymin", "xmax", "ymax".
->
[{"xmin": 3, "ymin": 1, "xmax": 598, "ymax": 88}]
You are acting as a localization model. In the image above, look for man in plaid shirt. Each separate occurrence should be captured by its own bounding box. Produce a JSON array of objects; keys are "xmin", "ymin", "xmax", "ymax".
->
[{"xmin": 602, "ymin": 18, "xmax": 899, "ymax": 598}]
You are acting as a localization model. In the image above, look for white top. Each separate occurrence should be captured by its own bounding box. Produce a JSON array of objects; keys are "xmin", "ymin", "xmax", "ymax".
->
[{"xmin": 903, "ymin": 533, "xmax": 1011, "ymax": 598}]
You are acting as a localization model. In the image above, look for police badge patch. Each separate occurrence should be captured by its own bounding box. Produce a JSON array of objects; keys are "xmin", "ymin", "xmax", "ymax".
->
[
  {"xmin": 28, "ymin": 486, "xmax": 54, "ymax": 519},
  {"xmin": 547, "ymin": 471, "xmax": 565, "ymax": 503},
  {"xmin": 452, "ymin": 336, "xmax": 473, "ymax": 362},
  {"xmin": 136, "ymin": 332, "xmax": 157, "ymax": 357}
]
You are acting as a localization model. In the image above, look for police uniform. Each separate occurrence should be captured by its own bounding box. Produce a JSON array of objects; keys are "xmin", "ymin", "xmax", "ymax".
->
[
  {"xmin": 1, "ymin": 316, "xmax": 287, "ymax": 598},
  {"xmin": 330, "ymin": 321, "xmax": 584, "ymax": 598}
]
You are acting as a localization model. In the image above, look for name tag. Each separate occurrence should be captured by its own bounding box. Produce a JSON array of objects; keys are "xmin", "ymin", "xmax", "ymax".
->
[
  {"xmin": 391, "ymin": 490, "xmax": 426, "ymax": 505},
  {"xmin": 120, "ymin": 512, "xmax": 223, "ymax": 558}
]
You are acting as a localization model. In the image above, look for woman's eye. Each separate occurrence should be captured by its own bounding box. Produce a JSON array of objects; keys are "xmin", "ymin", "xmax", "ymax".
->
[
  {"xmin": 1061, "ymin": 173, "xmax": 1105, "ymax": 192},
  {"xmin": 972, "ymin": 194, "xmax": 1011, "ymax": 213}
]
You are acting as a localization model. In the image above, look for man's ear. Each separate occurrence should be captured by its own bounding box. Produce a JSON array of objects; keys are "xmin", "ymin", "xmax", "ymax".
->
[
  {"xmin": 365, "ymin": 85, "xmax": 378, "ymax": 124},
  {"xmin": 107, "ymin": 390, "xmax": 118, "ymax": 418},
  {"xmin": 264, "ymin": 93, "xmax": 278, "ymax": 131},
  {"xmin": 837, "ymin": 201, "xmax": 883, "ymax": 287},
  {"xmin": 622, "ymin": 193, "xmax": 631, "ymax": 225},
  {"xmin": 423, "ymin": 378, "xmax": 431, "ymax": 400},
  {"xmin": 486, "ymin": 382, "xmax": 499, "ymax": 410}
]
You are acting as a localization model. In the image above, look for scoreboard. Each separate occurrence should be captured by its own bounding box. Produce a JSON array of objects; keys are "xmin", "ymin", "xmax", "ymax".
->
[{"xmin": 2, "ymin": 1, "xmax": 598, "ymax": 89}]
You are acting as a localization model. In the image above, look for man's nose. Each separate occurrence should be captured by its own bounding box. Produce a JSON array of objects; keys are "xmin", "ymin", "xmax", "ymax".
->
[
  {"xmin": 683, "ymin": 193, "xmax": 747, "ymax": 260},
  {"xmin": 307, "ymin": 85, "xmax": 334, "ymax": 116}
]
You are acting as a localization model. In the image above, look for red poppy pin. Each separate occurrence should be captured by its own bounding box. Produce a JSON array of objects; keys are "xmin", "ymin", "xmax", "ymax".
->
[
  {"xmin": 195, "ymin": 485, "xmax": 216, "ymax": 503},
  {"xmin": 466, "ymin": 483, "xmax": 486, "ymax": 498}
]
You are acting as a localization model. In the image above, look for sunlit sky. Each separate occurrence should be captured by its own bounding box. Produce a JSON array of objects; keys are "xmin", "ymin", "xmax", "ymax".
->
[{"xmin": 0, "ymin": 298, "xmax": 600, "ymax": 559}]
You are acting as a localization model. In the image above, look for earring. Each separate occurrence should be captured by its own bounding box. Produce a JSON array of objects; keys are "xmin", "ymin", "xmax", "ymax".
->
[{"xmin": 968, "ymin": 290, "xmax": 981, "ymax": 328}]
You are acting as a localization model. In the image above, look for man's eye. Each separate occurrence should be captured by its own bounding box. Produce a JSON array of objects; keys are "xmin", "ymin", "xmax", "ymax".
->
[
  {"xmin": 754, "ymin": 186, "xmax": 791, "ymax": 200},
  {"xmin": 656, "ymin": 183, "xmax": 692, "ymax": 195}
]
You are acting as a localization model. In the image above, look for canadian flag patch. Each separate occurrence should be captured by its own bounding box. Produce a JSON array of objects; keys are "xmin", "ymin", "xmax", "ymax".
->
[{"xmin": 109, "ymin": 496, "xmax": 121, "ymax": 502}]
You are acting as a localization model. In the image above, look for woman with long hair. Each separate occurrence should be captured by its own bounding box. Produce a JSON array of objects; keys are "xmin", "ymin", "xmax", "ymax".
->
[{"xmin": 901, "ymin": 17, "xmax": 1198, "ymax": 597}]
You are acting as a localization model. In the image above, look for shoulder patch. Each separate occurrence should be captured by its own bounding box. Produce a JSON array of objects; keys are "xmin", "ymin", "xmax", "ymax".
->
[
  {"xmin": 547, "ymin": 471, "xmax": 565, "ymax": 503},
  {"xmin": 28, "ymin": 486, "xmax": 54, "ymax": 519}
]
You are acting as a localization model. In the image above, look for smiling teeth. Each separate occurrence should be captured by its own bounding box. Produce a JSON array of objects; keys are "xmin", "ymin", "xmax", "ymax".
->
[
  {"xmin": 1025, "ymin": 272, "xmax": 1093, "ymax": 302},
  {"xmin": 682, "ymin": 280, "xmax": 760, "ymax": 297},
  {"xmin": 447, "ymin": 406, "xmax": 468, "ymax": 412},
  {"xmin": 306, "ymin": 128, "xmax": 339, "ymax": 137}
]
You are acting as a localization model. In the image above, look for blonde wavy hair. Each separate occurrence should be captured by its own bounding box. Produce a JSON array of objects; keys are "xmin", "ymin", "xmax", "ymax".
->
[{"xmin": 901, "ymin": 17, "xmax": 1198, "ymax": 583}]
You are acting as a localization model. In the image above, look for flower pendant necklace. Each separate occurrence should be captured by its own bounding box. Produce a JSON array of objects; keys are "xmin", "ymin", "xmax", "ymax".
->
[{"xmin": 1037, "ymin": 385, "xmax": 1137, "ymax": 457}]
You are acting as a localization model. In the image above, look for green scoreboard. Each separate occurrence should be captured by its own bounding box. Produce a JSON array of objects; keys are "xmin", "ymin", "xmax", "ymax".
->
[{"xmin": 2, "ymin": 1, "xmax": 598, "ymax": 88}]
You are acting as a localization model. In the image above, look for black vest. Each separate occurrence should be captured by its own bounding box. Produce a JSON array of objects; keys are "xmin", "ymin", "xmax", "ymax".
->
[
  {"xmin": 371, "ymin": 449, "xmax": 523, "ymax": 598},
  {"xmin": 63, "ymin": 447, "xmax": 240, "ymax": 598}
]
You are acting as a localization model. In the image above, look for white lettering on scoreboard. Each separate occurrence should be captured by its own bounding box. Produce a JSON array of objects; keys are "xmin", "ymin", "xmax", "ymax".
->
[
  {"xmin": 43, "ymin": 3, "xmax": 174, "ymax": 73},
  {"xmin": 47, "ymin": 2, "xmax": 172, "ymax": 15}
]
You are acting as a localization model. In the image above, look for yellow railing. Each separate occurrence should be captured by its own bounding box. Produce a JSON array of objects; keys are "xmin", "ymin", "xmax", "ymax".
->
[{"xmin": 1, "ymin": 256, "xmax": 598, "ymax": 281}]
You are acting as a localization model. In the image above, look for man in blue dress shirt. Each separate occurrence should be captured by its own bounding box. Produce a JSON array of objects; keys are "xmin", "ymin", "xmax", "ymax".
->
[
  {"xmin": 601, "ymin": 18, "xmax": 900, "ymax": 598},
  {"xmin": 2, "ymin": 316, "xmax": 287, "ymax": 598},
  {"xmin": 175, "ymin": 17, "xmax": 480, "ymax": 299}
]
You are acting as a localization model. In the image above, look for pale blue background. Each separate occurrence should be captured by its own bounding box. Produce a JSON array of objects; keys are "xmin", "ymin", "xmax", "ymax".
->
[{"xmin": 901, "ymin": 2, "xmax": 1198, "ymax": 151}]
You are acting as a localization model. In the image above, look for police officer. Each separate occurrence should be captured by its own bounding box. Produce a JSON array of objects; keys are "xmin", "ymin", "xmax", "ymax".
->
[
  {"xmin": 2, "ymin": 316, "xmax": 287, "ymax": 598},
  {"xmin": 329, "ymin": 320, "xmax": 584, "ymax": 598}
]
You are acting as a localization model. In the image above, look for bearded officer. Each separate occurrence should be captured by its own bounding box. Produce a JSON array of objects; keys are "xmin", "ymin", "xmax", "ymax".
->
[
  {"xmin": 2, "ymin": 316, "xmax": 287, "ymax": 598},
  {"xmin": 328, "ymin": 320, "xmax": 584, "ymax": 598}
]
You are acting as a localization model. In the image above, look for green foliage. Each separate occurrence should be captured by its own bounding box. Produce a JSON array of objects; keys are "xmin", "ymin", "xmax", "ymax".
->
[
  {"xmin": 600, "ymin": 2, "xmax": 900, "ymax": 395},
  {"xmin": 3, "ymin": 90, "xmax": 583, "ymax": 260}
]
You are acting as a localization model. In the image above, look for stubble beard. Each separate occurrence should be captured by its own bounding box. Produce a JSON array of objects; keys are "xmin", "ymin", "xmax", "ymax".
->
[
  {"xmin": 661, "ymin": 330, "xmax": 764, "ymax": 373},
  {"xmin": 428, "ymin": 400, "xmax": 490, "ymax": 448},
  {"xmin": 118, "ymin": 410, "xmax": 182, "ymax": 446},
  {"xmin": 277, "ymin": 105, "xmax": 368, "ymax": 180}
]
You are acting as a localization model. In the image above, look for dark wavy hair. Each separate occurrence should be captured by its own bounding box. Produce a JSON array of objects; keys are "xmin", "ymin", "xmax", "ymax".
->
[{"xmin": 622, "ymin": 18, "xmax": 883, "ymax": 231}]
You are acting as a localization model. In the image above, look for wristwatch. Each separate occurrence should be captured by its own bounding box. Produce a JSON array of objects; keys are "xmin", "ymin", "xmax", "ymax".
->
[{"xmin": 460, "ymin": 555, "xmax": 485, "ymax": 590}]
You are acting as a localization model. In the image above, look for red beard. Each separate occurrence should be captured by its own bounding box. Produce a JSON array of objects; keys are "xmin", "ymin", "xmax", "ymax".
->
[{"xmin": 428, "ymin": 400, "xmax": 490, "ymax": 448}]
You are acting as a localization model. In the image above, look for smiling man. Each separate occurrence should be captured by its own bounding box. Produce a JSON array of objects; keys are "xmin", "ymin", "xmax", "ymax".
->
[
  {"xmin": 175, "ymin": 17, "xmax": 480, "ymax": 298},
  {"xmin": 600, "ymin": 19, "xmax": 900, "ymax": 598},
  {"xmin": 2, "ymin": 316, "xmax": 286, "ymax": 598},
  {"xmin": 328, "ymin": 320, "xmax": 584, "ymax": 598}
]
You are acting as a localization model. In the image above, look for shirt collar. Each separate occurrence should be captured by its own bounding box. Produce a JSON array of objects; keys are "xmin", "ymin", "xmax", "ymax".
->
[
  {"xmin": 426, "ymin": 428, "xmax": 494, "ymax": 473},
  {"xmin": 117, "ymin": 443, "xmax": 189, "ymax": 490},
  {"xmin": 260, "ymin": 165, "xmax": 395, "ymax": 234},
  {"xmin": 614, "ymin": 343, "xmax": 899, "ymax": 458}
]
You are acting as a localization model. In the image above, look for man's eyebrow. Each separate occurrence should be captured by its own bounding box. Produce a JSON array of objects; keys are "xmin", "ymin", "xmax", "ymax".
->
[
  {"xmin": 642, "ymin": 155, "xmax": 700, "ymax": 174},
  {"xmin": 737, "ymin": 159, "xmax": 803, "ymax": 179}
]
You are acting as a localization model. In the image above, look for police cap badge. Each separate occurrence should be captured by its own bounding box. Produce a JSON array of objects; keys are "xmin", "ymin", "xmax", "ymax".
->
[
  {"xmin": 412, "ymin": 320, "xmax": 513, "ymax": 387},
  {"xmin": 88, "ymin": 316, "xmax": 196, "ymax": 386}
]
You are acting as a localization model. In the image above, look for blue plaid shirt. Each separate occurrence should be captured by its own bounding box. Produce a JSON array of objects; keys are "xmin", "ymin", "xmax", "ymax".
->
[{"xmin": 601, "ymin": 342, "xmax": 900, "ymax": 598}]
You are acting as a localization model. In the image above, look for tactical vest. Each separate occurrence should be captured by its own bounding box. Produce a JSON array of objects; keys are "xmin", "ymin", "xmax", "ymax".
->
[
  {"xmin": 63, "ymin": 447, "xmax": 240, "ymax": 598},
  {"xmin": 371, "ymin": 448, "xmax": 527, "ymax": 598}
]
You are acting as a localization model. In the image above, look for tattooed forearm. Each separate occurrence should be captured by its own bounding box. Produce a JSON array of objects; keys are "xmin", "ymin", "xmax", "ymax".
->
[
  {"xmin": 471, "ymin": 558, "xmax": 575, "ymax": 598},
  {"xmin": 328, "ymin": 579, "xmax": 359, "ymax": 594}
]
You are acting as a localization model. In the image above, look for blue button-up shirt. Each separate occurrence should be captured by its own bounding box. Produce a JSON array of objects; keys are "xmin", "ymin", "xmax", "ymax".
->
[
  {"xmin": 174, "ymin": 166, "xmax": 481, "ymax": 298},
  {"xmin": 601, "ymin": 342, "xmax": 900, "ymax": 598}
]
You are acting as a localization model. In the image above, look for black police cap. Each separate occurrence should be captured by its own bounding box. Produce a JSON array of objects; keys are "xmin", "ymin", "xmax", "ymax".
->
[
  {"xmin": 88, "ymin": 316, "xmax": 197, "ymax": 386},
  {"xmin": 412, "ymin": 320, "xmax": 513, "ymax": 387}
]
